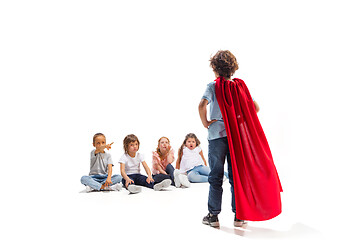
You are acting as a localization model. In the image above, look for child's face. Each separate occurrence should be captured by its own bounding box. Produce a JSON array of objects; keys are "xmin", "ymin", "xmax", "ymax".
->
[
  {"xmin": 185, "ymin": 138, "xmax": 196, "ymax": 150},
  {"xmin": 127, "ymin": 141, "xmax": 139, "ymax": 155},
  {"xmin": 159, "ymin": 138, "xmax": 170, "ymax": 153},
  {"xmin": 93, "ymin": 136, "xmax": 106, "ymax": 149}
]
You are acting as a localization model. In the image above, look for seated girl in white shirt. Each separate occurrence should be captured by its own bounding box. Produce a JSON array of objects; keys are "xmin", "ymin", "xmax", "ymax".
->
[{"xmin": 176, "ymin": 133, "xmax": 211, "ymax": 183}]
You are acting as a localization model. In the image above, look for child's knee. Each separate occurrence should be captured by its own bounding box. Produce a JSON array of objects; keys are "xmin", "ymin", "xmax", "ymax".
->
[
  {"xmin": 112, "ymin": 174, "xmax": 122, "ymax": 183},
  {"xmin": 80, "ymin": 175, "xmax": 90, "ymax": 184}
]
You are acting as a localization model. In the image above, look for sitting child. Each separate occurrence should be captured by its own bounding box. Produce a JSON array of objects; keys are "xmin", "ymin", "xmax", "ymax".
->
[
  {"xmin": 176, "ymin": 133, "xmax": 211, "ymax": 183},
  {"xmin": 119, "ymin": 134, "xmax": 171, "ymax": 194},
  {"xmin": 152, "ymin": 136, "xmax": 190, "ymax": 188},
  {"xmin": 80, "ymin": 133, "xmax": 122, "ymax": 192}
]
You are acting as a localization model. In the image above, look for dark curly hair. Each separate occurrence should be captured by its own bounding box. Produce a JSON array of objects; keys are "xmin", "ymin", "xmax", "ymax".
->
[{"xmin": 210, "ymin": 50, "xmax": 239, "ymax": 78}]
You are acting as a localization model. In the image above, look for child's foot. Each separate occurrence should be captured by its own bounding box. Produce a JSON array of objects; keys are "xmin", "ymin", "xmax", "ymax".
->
[
  {"xmin": 154, "ymin": 179, "xmax": 171, "ymax": 191},
  {"xmin": 179, "ymin": 174, "xmax": 190, "ymax": 188},
  {"xmin": 202, "ymin": 213, "xmax": 219, "ymax": 228},
  {"xmin": 111, "ymin": 183, "xmax": 122, "ymax": 191},
  {"xmin": 174, "ymin": 169, "xmax": 181, "ymax": 188},
  {"xmin": 85, "ymin": 186, "xmax": 94, "ymax": 193},
  {"xmin": 127, "ymin": 184, "xmax": 142, "ymax": 194},
  {"xmin": 102, "ymin": 186, "xmax": 112, "ymax": 191},
  {"xmin": 234, "ymin": 214, "xmax": 247, "ymax": 227}
]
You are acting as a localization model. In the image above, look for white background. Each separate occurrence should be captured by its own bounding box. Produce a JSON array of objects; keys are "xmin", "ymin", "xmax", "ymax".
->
[{"xmin": 1, "ymin": 0, "xmax": 359, "ymax": 239}]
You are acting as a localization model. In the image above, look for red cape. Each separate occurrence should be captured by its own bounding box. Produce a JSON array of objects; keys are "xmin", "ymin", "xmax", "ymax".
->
[{"xmin": 215, "ymin": 77, "xmax": 283, "ymax": 221}]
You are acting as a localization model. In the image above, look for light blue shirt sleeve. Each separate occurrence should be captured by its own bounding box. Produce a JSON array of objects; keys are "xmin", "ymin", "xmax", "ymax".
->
[{"xmin": 202, "ymin": 82, "xmax": 214, "ymax": 103}]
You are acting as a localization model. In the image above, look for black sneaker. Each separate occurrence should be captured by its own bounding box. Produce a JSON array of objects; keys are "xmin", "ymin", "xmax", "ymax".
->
[
  {"xmin": 202, "ymin": 213, "xmax": 220, "ymax": 228},
  {"xmin": 234, "ymin": 215, "xmax": 246, "ymax": 227}
]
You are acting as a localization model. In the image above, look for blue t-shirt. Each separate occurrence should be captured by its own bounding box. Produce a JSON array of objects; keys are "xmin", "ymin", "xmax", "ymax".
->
[{"xmin": 201, "ymin": 82, "xmax": 227, "ymax": 140}]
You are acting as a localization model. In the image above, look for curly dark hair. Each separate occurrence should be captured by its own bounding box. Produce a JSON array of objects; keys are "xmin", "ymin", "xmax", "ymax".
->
[{"xmin": 210, "ymin": 50, "xmax": 239, "ymax": 78}]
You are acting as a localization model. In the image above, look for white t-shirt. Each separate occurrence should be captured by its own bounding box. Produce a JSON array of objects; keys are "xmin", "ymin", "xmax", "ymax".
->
[
  {"xmin": 180, "ymin": 146, "xmax": 204, "ymax": 172},
  {"xmin": 118, "ymin": 152, "xmax": 144, "ymax": 175}
]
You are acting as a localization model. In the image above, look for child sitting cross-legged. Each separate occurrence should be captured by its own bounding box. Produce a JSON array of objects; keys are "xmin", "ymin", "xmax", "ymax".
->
[
  {"xmin": 119, "ymin": 134, "xmax": 171, "ymax": 194},
  {"xmin": 80, "ymin": 133, "xmax": 122, "ymax": 192}
]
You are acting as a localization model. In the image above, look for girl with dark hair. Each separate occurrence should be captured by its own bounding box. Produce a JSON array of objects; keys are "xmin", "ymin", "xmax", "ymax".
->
[{"xmin": 176, "ymin": 133, "xmax": 211, "ymax": 183}]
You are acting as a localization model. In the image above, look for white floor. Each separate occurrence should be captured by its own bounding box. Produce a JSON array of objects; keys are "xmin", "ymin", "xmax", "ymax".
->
[
  {"xmin": 2, "ymin": 181, "xmax": 328, "ymax": 240},
  {"xmin": 69, "ymin": 182, "xmax": 355, "ymax": 240},
  {"xmin": 2, "ymin": 172, "xmax": 358, "ymax": 240}
]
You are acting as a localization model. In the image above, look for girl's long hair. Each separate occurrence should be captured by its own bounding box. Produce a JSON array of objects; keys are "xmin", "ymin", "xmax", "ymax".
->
[
  {"xmin": 177, "ymin": 133, "xmax": 201, "ymax": 164},
  {"xmin": 156, "ymin": 136, "xmax": 170, "ymax": 161}
]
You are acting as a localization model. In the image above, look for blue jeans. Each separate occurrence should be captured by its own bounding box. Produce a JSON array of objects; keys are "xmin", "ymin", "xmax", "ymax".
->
[
  {"xmin": 122, "ymin": 173, "xmax": 154, "ymax": 189},
  {"xmin": 80, "ymin": 174, "xmax": 122, "ymax": 190},
  {"xmin": 208, "ymin": 137, "xmax": 235, "ymax": 215},
  {"xmin": 187, "ymin": 165, "xmax": 210, "ymax": 183}
]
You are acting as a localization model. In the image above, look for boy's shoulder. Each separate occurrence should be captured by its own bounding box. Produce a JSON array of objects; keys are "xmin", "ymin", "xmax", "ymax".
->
[{"xmin": 206, "ymin": 81, "xmax": 216, "ymax": 87}]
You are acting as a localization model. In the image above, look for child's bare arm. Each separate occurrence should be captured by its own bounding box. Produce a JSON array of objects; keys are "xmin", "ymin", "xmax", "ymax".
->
[
  {"xmin": 105, "ymin": 142, "xmax": 114, "ymax": 150},
  {"xmin": 142, "ymin": 162, "xmax": 152, "ymax": 178},
  {"xmin": 142, "ymin": 162, "xmax": 154, "ymax": 183},
  {"xmin": 104, "ymin": 164, "xmax": 113, "ymax": 187},
  {"xmin": 95, "ymin": 142, "xmax": 114, "ymax": 154},
  {"xmin": 199, "ymin": 99, "xmax": 217, "ymax": 128},
  {"xmin": 167, "ymin": 147, "xmax": 175, "ymax": 164},
  {"xmin": 199, "ymin": 150, "xmax": 207, "ymax": 166},
  {"xmin": 154, "ymin": 163, "xmax": 167, "ymax": 175},
  {"xmin": 175, "ymin": 153, "xmax": 182, "ymax": 169},
  {"xmin": 254, "ymin": 101, "xmax": 260, "ymax": 112},
  {"xmin": 120, "ymin": 163, "xmax": 134, "ymax": 187}
]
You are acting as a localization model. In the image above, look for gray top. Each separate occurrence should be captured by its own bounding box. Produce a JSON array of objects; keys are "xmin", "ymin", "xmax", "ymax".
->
[
  {"xmin": 89, "ymin": 149, "xmax": 114, "ymax": 175},
  {"xmin": 201, "ymin": 82, "xmax": 227, "ymax": 140}
]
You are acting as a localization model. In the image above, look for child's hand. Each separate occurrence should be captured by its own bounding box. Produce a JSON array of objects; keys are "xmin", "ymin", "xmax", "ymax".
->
[
  {"xmin": 104, "ymin": 177, "xmax": 112, "ymax": 187},
  {"xmin": 205, "ymin": 119, "xmax": 218, "ymax": 128},
  {"xmin": 95, "ymin": 142, "xmax": 113, "ymax": 153},
  {"xmin": 165, "ymin": 145, "xmax": 172, "ymax": 155},
  {"xmin": 146, "ymin": 177, "xmax": 154, "ymax": 184},
  {"xmin": 125, "ymin": 178, "xmax": 134, "ymax": 188},
  {"xmin": 105, "ymin": 142, "xmax": 114, "ymax": 150}
]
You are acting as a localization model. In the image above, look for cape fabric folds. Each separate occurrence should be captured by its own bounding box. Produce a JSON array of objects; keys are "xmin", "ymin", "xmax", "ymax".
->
[{"xmin": 215, "ymin": 77, "xmax": 283, "ymax": 221}]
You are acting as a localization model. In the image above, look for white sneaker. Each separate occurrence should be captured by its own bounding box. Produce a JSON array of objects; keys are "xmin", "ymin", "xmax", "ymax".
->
[
  {"xmin": 154, "ymin": 179, "xmax": 172, "ymax": 191},
  {"xmin": 85, "ymin": 186, "xmax": 94, "ymax": 193},
  {"xmin": 111, "ymin": 183, "xmax": 122, "ymax": 191},
  {"xmin": 179, "ymin": 174, "xmax": 191, "ymax": 188},
  {"xmin": 127, "ymin": 184, "xmax": 142, "ymax": 194},
  {"xmin": 174, "ymin": 169, "xmax": 181, "ymax": 188}
]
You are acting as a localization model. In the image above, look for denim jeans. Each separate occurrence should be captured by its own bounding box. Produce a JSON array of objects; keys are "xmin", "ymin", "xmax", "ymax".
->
[
  {"xmin": 187, "ymin": 165, "xmax": 210, "ymax": 183},
  {"xmin": 208, "ymin": 137, "xmax": 235, "ymax": 215},
  {"xmin": 122, "ymin": 173, "xmax": 154, "ymax": 189},
  {"xmin": 152, "ymin": 164, "xmax": 175, "ymax": 186},
  {"xmin": 80, "ymin": 174, "xmax": 122, "ymax": 190}
]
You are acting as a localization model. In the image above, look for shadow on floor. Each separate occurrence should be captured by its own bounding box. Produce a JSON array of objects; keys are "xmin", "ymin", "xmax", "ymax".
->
[{"xmin": 219, "ymin": 222, "xmax": 321, "ymax": 239}]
